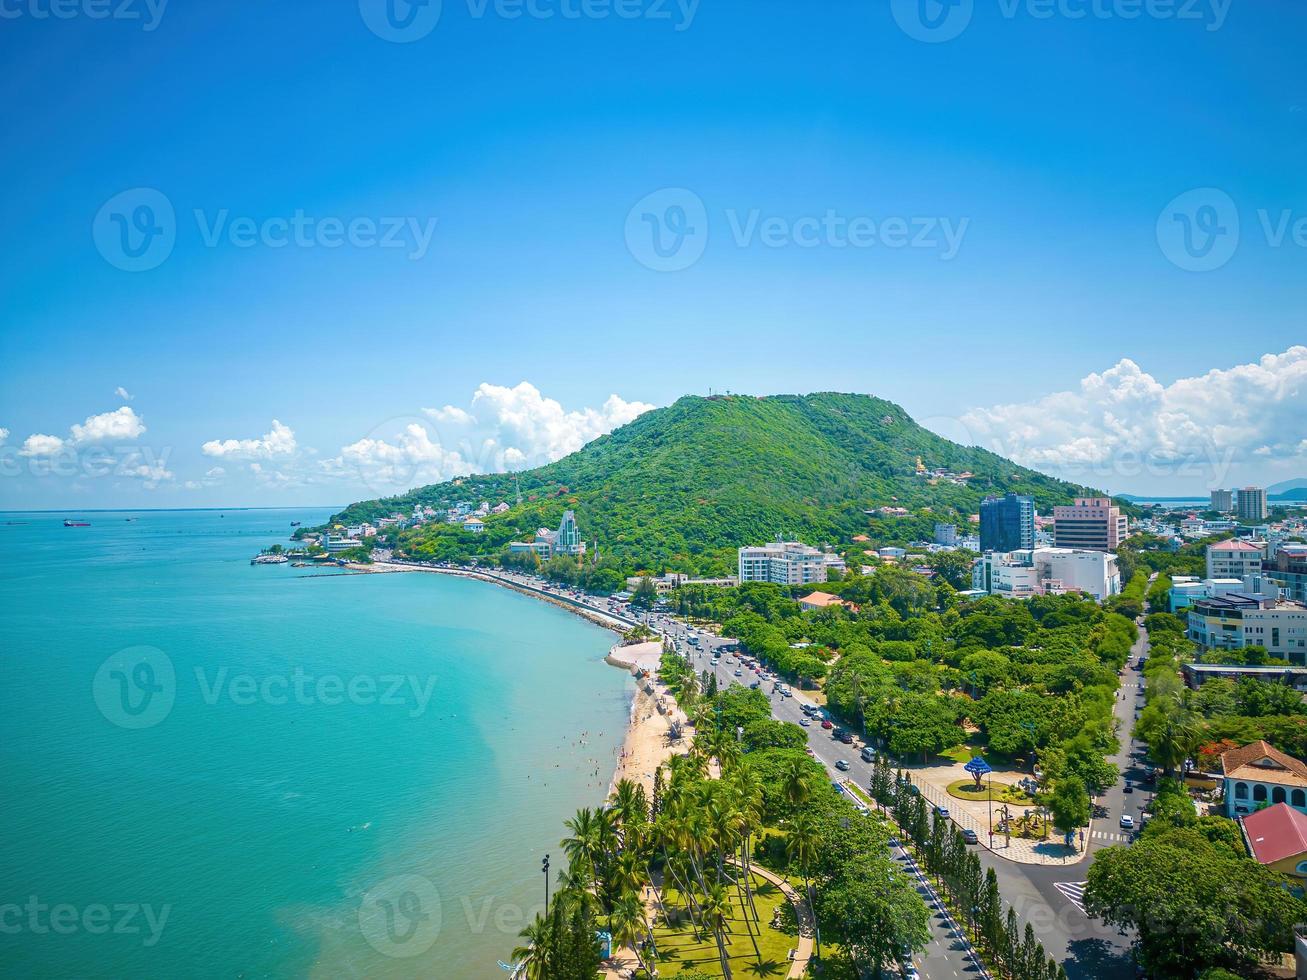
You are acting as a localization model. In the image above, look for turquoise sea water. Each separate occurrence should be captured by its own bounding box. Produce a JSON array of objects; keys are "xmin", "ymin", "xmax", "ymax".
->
[{"xmin": 0, "ymin": 509, "xmax": 631, "ymax": 978}]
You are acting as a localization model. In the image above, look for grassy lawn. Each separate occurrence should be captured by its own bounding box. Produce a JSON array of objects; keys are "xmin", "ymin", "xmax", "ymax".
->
[
  {"xmin": 845, "ymin": 782, "xmax": 875, "ymax": 808},
  {"xmin": 938, "ymin": 744, "xmax": 975, "ymax": 764},
  {"xmin": 946, "ymin": 778, "xmax": 1034, "ymax": 805},
  {"xmin": 652, "ymin": 872, "xmax": 796, "ymax": 978}
]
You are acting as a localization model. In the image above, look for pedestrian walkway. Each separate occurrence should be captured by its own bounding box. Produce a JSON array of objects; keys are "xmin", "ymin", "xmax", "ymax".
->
[
  {"xmin": 908, "ymin": 777, "xmax": 1084, "ymax": 866},
  {"xmin": 730, "ymin": 860, "xmax": 815, "ymax": 979},
  {"xmin": 1090, "ymin": 829, "xmax": 1131, "ymax": 843},
  {"xmin": 1052, "ymin": 881, "xmax": 1088, "ymax": 915}
]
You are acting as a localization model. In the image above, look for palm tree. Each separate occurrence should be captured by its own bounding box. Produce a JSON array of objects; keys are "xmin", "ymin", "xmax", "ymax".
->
[
  {"xmin": 732, "ymin": 768, "xmax": 765, "ymax": 926},
  {"xmin": 510, "ymin": 913, "xmax": 551, "ymax": 980},
  {"xmin": 699, "ymin": 882, "xmax": 736, "ymax": 980},
  {"xmin": 609, "ymin": 890, "xmax": 650, "ymax": 976},
  {"xmin": 782, "ymin": 758, "xmax": 813, "ymax": 809},
  {"xmin": 785, "ymin": 813, "xmax": 822, "ymax": 959},
  {"xmin": 561, "ymin": 808, "xmax": 601, "ymax": 886}
]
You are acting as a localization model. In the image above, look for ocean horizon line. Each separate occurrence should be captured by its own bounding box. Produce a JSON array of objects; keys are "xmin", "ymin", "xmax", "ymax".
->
[{"xmin": 0, "ymin": 505, "xmax": 345, "ymax": 514}]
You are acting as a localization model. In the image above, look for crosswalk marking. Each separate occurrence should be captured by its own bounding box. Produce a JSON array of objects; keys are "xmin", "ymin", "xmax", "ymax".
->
[
  {"xmin": 1054, "ymin": 881, "xmax": 1088, "ymax": 915},
  {"xmin": 1092, "ymin": 830, "xmax": 1128, "ymax": 842}
]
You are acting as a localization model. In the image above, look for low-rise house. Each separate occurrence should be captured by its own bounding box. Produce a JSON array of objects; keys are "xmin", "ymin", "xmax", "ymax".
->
[
  {"xmin": 797, "ymin": 591, "xmax": 858, "ymax": 612},
  {"xmin": 1222, "ymin": 740, "xmax": 1307, "ymax": 817},
  {"xmin": 1241, "ymin": 802, "xmax": 1307, "ymax": 883},
  {"xmin": 462, "ymin": 518, "xmax": 485, "ymax": 533}
]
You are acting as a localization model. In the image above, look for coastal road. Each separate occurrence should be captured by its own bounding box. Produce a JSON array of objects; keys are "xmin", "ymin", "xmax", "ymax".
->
[
  {"xmin": 665, "ymin": 615, "xmax": 1146, "ymax": 980},
  {"xmin": 662, "ymin": 623, "xmax": 988, "ymax": 980}
]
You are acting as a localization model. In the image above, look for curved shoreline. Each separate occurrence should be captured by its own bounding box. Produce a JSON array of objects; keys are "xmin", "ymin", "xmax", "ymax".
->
[{"xmin": 340, "ymin": 561, "xmax": 689, "ymax": 796}]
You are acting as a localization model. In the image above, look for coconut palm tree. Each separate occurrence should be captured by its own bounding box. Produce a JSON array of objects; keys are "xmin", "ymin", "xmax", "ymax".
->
[
  {"xmin": 510, "ymin": 913, "xmax": 552, "ymax": 980},
  {"xmin": 561, "ymin": 808, "xmax": 602, "ymax": 887},
  {"xmin": 609, "ymin": 889, "xmax": 650, "ymax": 976},
  {"xmin": 785, "ymin": 813, "xmax": 822, "ymax": 959},
  {"xmin": 699, "ymin": 882, "xmax": 736, "ymax": 980},
  {"xmin": 782, "ymin": 758, "xmax": 813, "ymax": 809}
]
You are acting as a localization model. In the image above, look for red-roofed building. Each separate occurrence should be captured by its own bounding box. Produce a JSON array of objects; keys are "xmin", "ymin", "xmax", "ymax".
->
[{"xmin": 1241, "ymin": 803, "xmax": 1307, "ymax": 881}]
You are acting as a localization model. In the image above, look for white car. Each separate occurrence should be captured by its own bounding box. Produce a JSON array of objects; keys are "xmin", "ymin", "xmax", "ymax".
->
[{"xmin": 1119, "ymin": 815, "xmax": 1134, "ymax": 829}]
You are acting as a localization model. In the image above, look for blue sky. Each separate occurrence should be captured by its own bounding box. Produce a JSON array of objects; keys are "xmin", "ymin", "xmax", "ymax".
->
[{"xmin": 1, "ymin": 0, "xmax": 1304, "ymax": 508}]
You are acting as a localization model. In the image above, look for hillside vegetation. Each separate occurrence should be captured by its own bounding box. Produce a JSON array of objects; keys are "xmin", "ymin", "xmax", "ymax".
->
[{"xmin": 325, "ymin": 392, "xmax": 1097, "ymax": 575}]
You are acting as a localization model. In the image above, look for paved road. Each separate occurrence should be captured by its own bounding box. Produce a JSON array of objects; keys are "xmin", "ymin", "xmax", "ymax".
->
[
  {"xmin": 456, "ymin": 582, "xmax": 1141, "ymax": 978},
  {"xmin": 648, "ymin": 609, "xmax": 1151, "ymax": 979},
  {"xmin": 657, "ymin": 619, "xmax": 987, "ymax": 980}
]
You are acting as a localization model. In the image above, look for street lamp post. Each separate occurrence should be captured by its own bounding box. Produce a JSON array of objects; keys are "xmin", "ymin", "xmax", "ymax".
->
[{"xmin": 542, "ymin": 854, "xmax": 550, "ymax": 913}]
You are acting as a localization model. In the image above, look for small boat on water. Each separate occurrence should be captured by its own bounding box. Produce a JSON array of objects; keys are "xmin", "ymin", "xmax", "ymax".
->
[
  {"xmin": 64, "ymin": 519, "xmax": 90, "ymax": 527},
  {"xmin": 251, "ymin": 553, "xmax": 289, "ymax": 565},
  {"xmin": 290, "ymin": 521, "xmax": 301, "ymax": 527}
]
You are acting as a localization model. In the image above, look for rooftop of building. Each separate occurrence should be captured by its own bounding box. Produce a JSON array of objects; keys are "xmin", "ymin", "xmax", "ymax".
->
[
  {"xmin": 1209, "ymin": 538, "xmax": 1264, "ymax": 552},
  {"xmin": 1222, "ymin": 740, "xmax": 1307, "ymax": 787},
  {"xmin": 1243, "ymin": 803, "xmax": 1307, "ymax": 866}
]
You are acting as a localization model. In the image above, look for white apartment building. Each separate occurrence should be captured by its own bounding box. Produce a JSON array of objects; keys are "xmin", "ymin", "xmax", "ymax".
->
[
  {"xmin": 738, "ymin": 540, "xmax": 830, "ymax": 585},
  {"xmin": 1188, "ymin": 594, "xmax": 1307, "ymax": 664},
  {"xmin": 972, "ymin": 547, "xmax": 1121, "ymax": 601},
  {"xmin": 1206, "ymin": 539, "xmax": 1265, "ymax": 581}
]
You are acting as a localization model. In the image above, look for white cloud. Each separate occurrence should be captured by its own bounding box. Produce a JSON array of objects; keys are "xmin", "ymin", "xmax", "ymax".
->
[
  {"xmin": 120, "ymin": 457, "xmax": 173, "ymax": 488},
  {"xmin": 0, "ymin": 427, "xmax": 8, "ymax": 445},
  {"xmin": 69, "ymin": 406, "xmax": 146, "ymax": 444},
  {"xmin": 959, "ymin": 346, "xmax": 1307, "ymax": 486},
  {"xmin": 333, "ymin": 382, "xmax": 657, "ymax": 493},
  {"xmin": 19, "ymin": 406, "xmax": 148, "ymax": 457},
  {"xmin": 19, "ymin": 433, "xmax": 66, "ymax": 457},
  {"xmin": 423, "ymin": 405, "xmax": 475, "ymax": 425},
  {"xmin": 184, "ymin": 466, "xmax": 227, "ymax": 491},
  {"xmin": 202, "ymin": 420, "xmax": 297, "ymax": 459},
  {"xmin": 115, "ymin": 386, "xmax": 133, "ymax": 401},
  {"xmin": 465, "ymin": 383, "xmax": 656, "ymax": 465}
]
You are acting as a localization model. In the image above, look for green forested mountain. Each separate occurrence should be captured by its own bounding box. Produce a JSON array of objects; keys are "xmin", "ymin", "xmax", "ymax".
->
[{"xmin": 326, "ymin": 392, "xmax": 1098, "ymax": 576}]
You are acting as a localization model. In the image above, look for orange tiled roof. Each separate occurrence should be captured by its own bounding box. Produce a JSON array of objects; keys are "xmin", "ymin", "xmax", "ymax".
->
[{"xmin": 1222, "ymin": 740, "xmax": 1307, "ymax": 787}]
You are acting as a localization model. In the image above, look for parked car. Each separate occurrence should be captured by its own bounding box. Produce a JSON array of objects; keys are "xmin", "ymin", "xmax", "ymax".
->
[
  {"xmin": 835, "ymin": 759, "xmax": 851, "ymax": 772},
  {"xmin": 733, "ymin": 669, "xmax": 742, "ymax": 677},
  {"xmin": 820, "ymin": 719, "xmax": 834, "ymax": 730},
  {"xmin": 835, "ymin": 730, "xmax": 854, "ymax": 744},
  {"xmin": 962, "ymin": 829, "xmax": 979, "ymax": 844},
  {"xmin": 934, "ymin": 805, "xmax": 950, "ymax": 819},
  {"xmin": 799, "ymin": 717, "xmax": 811, "ymax": 727},
  {"xmin": 749, "ymin": 680, "xmax": 761, "ymax": 690},
  {"xmin": 860, "ymin": 747, "xmax": 876, "ymax": 762}
]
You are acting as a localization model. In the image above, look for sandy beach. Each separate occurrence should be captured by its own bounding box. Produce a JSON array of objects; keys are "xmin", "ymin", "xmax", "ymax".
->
[{"xmin": 609, "ymin": 667, "xmax": 691, "ymax": 797}]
